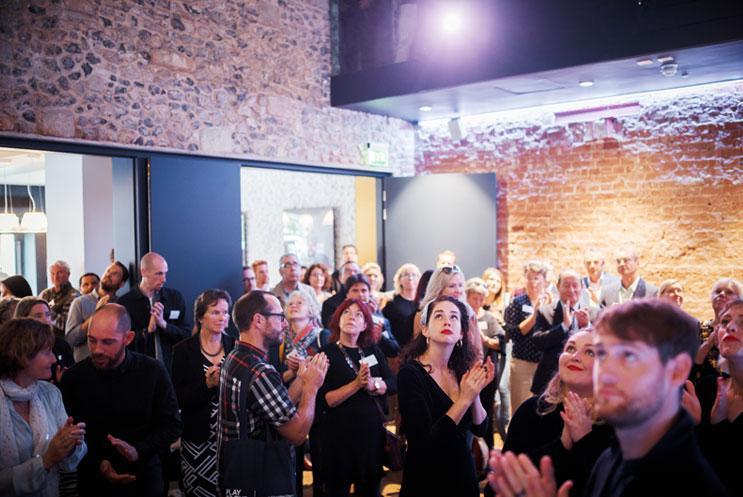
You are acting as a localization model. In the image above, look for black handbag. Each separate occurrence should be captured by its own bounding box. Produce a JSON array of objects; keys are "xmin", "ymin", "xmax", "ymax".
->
[
  {"xmin": 219, "ymin": 379, "xmax": 296, "ymax": 497},
  {"xmin": 382, "ymin": 426, "xmax": 406, "ymax": 471}
]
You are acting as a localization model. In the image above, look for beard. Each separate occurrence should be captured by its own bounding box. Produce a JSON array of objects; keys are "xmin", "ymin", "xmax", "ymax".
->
[
  {"xmin": 596, "ymin": 378, "xmax": 667, "ymax": 428},
  {"xmin": 100, "ymin": 279, "xmax": 118, "ymax": 293},
  {"xmin": 91, "ymin": 347, "xmax": 126, "ymax": 370}
]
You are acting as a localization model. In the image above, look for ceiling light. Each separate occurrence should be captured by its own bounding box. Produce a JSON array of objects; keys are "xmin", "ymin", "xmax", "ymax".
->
[
  {"xmin": 440, "ymin": 9, "xmax": 464, "ymax": 34},
  {"xmin": 419, "ymin": 105, "xmax": 432, "ymax": 112},
  {"xmin": 578, "ymin": 80, "xmax": 594, "ymax": 88},
  {"xmin": 660, "ymin": 62, "xmax": 678, "ymax": 77},
  {"xmin": 636, "ymin": 58, "xmax": 654, "ymax": 66},
  {"xmin": 657, "ymin": 55, "xmax": 675, "ymax": 64},
  {"xmin": 21, "ymin": 211, "xmax": 47, "ymax": 232}
]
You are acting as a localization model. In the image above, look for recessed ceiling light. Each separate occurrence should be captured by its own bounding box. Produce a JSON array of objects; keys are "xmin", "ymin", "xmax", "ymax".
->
[
  {"xmin": 636, "ymin": 58, "xmax": 654, "ymax": 66},
  {"xmin": 419, "ymin": 105, "xmax": 432, "ymax": 112},
  {"xmin": 657, "ymin": 55, "xmax": 675, "ymax": 64},
  {"xmin": 578, "ymin": 80, "xmax": 594, "ymax": 88}
]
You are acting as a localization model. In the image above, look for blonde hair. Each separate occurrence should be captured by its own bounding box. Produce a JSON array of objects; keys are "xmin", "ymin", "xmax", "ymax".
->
[{"xmin": 393, "ymin": 263, "xmax": 421, "ymax": 294}]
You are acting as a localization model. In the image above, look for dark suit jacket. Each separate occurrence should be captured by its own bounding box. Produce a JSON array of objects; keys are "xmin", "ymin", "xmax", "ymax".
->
[
  {"xmin": 118, "ymin": 286, "xmax": 191, "ymax": 373},
  {"xmin": 531, "ymin": 301, "xmax": 570, "ymax": 395},
  {"xmin": 171, "ymin": 333, "xmax": 236, "ymax": 443},
  {"xmin": 600, "ymin": 278, "xmax": 658, "ymax": 307}
]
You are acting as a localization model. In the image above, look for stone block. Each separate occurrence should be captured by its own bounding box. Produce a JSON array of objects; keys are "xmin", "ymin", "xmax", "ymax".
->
[
  {"xmin": 199, "ymin": 126, "xmax": 233, "ymax": 153},
  {"xmin": 37, "ymin": 109, "xmax": 76, "ymax": 137},
  {"xmin": 150, "ymin": 50, "xmax": 194, "ymax": 72}
]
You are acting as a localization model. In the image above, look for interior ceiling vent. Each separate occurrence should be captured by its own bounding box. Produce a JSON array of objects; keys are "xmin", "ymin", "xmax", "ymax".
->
[{"xmin": 493, "ymin": 78, "xmax": 565, "ymax": 95}]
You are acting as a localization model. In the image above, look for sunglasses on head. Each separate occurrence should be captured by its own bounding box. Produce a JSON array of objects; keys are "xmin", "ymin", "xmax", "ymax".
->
[{"xmin": 440, "ymin": 265, "xmax": 462, "ymax": 275}]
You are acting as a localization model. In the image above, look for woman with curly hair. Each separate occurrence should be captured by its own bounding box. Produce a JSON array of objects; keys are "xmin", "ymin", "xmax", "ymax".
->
[
  {"xmin": 398, "ymin": 296, "xmax": 494, "ymax": 497},
  {"xmin": 499, "ymin": 329, "xmax": 612, "ymax": 497}
]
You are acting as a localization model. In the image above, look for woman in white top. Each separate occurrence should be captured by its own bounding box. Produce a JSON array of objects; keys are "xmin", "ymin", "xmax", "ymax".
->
[{"xmin": 0, "ymin": 318, "xmax": 86, "ymax": 497}]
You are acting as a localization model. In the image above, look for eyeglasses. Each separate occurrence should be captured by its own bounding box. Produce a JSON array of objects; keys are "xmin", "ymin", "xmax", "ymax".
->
[
  {"xmin": 440, "ymin": 265, "xmax": 462, "ymax": 275},
  {"xmin": 260, "ymin": 311, "xmax": 287, "ymax": 321},
  {"xmin": 281, "ymin": 261, "xmax": 299, "ymax": 269}
]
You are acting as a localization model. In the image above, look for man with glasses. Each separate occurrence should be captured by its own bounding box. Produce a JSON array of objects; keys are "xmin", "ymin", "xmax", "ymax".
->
[
  {"xmin": 601, "ymin": 248, "xmax": 658, "ymax": 307},
  {"xmin": 272, "ymin": 253, "xmax": 319, "ymax": 309},
  {"xmin": 218, "ymin": 291, "xmax": 329, "ymax": 496}
]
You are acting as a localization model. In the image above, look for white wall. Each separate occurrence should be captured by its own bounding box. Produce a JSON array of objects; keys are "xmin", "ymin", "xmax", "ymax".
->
[{"xmin": 241, "ymin": 168, "xmax": 356, "ymax": 284}]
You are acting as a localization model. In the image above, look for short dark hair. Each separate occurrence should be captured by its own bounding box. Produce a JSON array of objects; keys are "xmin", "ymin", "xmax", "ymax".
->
[
  {"xmin": 14, "ymin": 297, "xmax": 49, "ymax": 319},
  {"xmin": 402, "ymin": 296, "xmax": 475, "ymax": 381},
  {"xmin": 194, "ymin": 289, "xmax": 232, "ymax": 334},
  {"xmin": 79, "ymin": 272, "xmax": 100, "ymax": 286},
  {"xmin": 0, "ymin": 318, "xmax": 54, "ymax": 377},
  {"xmin": 344, "ymin": 273, "xmax": 371, "ymax": 292},
  {"xmin": 303, "ymin": 263, "xmax": 332, "ymax": 291},
  {"xmin": 232, "ymin": 290, "xmax": 273, "ymax": 332},
  {"xmin": 328, "ymin": 298, "xmax": 378, "ymax": 347},
  {"xmin": 90, "ymin": 304, "xmax": 131, "ymax": 335},
  {"xmin": 114, "ymin": 261, "xmax": 130, "ymax": 283},
  {"xmin": 595, "ymin": 298, "xmax": 699, "ymax": 363}
]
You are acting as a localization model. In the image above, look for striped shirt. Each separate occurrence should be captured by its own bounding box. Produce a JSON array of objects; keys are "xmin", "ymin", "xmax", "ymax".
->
[{"xmin": 217, "ymin": 341, "xmax": 296, "ymax": 445}]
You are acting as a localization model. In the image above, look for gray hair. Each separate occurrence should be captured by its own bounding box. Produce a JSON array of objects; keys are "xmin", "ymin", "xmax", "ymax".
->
[
  {"xmin": 50, "ymin": 260, "xmax": 71, "ymax": 273},
  {"xmin": 287, "ymin": 289, "xmax": 321, "ymax": 323},
  {"xmin": 523, "ymin": 260, "xmax": 549, "ymax": 279},
  {"xmin": 393, "ymin": 263, "xmax": 421, "ymax": 294}
]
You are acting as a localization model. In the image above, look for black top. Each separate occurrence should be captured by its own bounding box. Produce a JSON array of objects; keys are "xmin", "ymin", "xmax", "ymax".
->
[
  {"xmin": 118, "ymin": 285, "xmax": 190, "ymax": 372},
  {"xmin": 53, "ymin": 335, "xmax": 74, "ymax": 372},
  {"xmin": 171, "ymin": 332, "xmax": 236, "ymax": 443},
  {"xmin": 695, "ymin": 373, "xmax": 742, "ymax": 497},
  {"xmin": 503, "ymin": 396, "xmax": 614, "ymax": 497},
  {"xmin": 315, "ymin": 342, "xmax": 396, "ymax": 482},
  {"xmin": 320, "ymin": 290, "xmax": 346, "ymax": 328},
  {"xmin": 584, "ymin": 410, "xmax": 728, "ymax": 497},
  {"xmin": 382, "ymin": 294, "xmax": 418, "ymax": 347},
  {"xmin": 398, "ymin": 361, "xmax": 488, "ymax": 497},
  {"xmin": 531, "ymin": 304, "xmax": 570, "ymax": 395},
  {"xmin": 505, "ymin": 293, "xmax": 541, "ymax": 362},
  {"xmin": 59, "ymin": 350, "xmax": 182, "ymax": 496}
]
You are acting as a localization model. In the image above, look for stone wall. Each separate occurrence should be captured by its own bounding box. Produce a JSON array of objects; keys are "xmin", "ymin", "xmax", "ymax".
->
[
  {"xmin": 416, "ymin": 82, "xmax": 743, "ymax": 319},
  {"xmin": 0, "ymin": 0, "xmax": 415, "ymax": 175}
]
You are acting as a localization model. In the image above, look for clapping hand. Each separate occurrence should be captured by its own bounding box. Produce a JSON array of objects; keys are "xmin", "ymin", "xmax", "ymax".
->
[
  {"xmin": 205, "ymin": 365, "xmax": 220, "ymax": 389},
  {"xmin": 681, "ymin": 380, "xmax": 702, "ymax": 425},
  {"xmin": 488, "ymin": 451, "xmax": 571, "ymax": 497},
  {"xmin": 559, "ymin": 392, "xmax": 592, "ymax": 450},
  {"xmin": 107, "ymin": 434, "xmax": 139, "ymax": 462},
  {"xmin": 356, "ymin": 362, "xmax": 372, "ymax": 390},
  {"xmin": 574, "ymin": 309, "xmax": 590, "ymax": 329},
  {"xmin": 42, "ymin": 417, "xmax": 85, "ymax": 469},
  {"xmin": 100, "ymin": 459, "xmax": 136, "ymax": 485},
  {"xmin": 301, "ymin": 353, "xmax": 329, "ymax": 391},
  {"xmin": 460, "ymin": 357, "xmax": 495, "ymax": 403}
]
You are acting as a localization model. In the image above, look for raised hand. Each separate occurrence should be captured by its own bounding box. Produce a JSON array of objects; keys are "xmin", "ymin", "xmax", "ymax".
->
[
  {"xmin": 100, "ymin": 459, "xmax": 137, "ymax": 485},
  {"xmin": 559, "ymin": 392, "xmax": 592, "ymax": 449},
  {"xmin": 574, "ymin": 309, "xmax": 590, "ymax": 329},
  {"xmin": 286, "ymin": 352, "xmax": 305, "ymax": 373},
  {"xmin": 681, "ymin": 380, "xmax": 701, "ymax": 425},
  {"xmin": 107, "ymin": 434, "xmax": 139, "ymax": 462},
  {"xmin": 460, "ymin": 359, "xmax": 492, "ymax": 403},
  {"xmin": 356, "ymin": 362, "xmax": 372, "ymax": 390}
]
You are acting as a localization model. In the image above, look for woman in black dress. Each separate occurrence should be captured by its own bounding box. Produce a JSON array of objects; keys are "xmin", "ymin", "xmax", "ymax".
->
[
  {"xmin": 499, "ymin": 329, "xmax": 612, "ymax": 497},
  {"xmin": 171, "ymin": 289, "xmax": 235, "ymax": 497},
  {"xmin": 695, "ymin": 298, "xmax": 743, "ymax": 497},
  {"xmin": 315, "ymin": 298, "xmax": 395, "ymax": 497},
  {"xmin": 398, "ymin": 296, "xmax": 494, "ymax": 497}
]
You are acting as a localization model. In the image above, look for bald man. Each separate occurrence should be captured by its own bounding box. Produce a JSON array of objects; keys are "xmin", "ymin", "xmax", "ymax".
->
[
  {"xmin": 60, "ymin": 304, "xmax": 181, "ymax": 497},
  {"xmin": 118, "ymin": 252, "xmax": 190, "ymax": 372}
]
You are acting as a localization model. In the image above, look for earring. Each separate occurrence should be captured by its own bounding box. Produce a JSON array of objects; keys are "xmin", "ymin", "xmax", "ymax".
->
[
  {"xmin": 457, "ymin": 338, "xmax": 462, "ymax": 347},
  {"xmin": 426, "ymin": 336, "xmax": 430, "ymax": 345}
]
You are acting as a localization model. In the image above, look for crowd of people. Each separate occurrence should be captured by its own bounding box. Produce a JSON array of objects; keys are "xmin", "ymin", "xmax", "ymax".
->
[{"xmin": 0, "ymin": 244, "xmax": 740, "ymax": 497}]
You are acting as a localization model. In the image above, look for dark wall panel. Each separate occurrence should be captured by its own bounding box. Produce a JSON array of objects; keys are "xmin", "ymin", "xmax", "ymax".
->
[{"xmin": 149, "ymin": 154, "xmax": 243, "ymax": 323}]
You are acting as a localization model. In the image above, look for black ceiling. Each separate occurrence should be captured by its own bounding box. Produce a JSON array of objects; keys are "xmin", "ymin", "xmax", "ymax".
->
[{"xmin": 331, "ymin": 0, "xmax": 743, "ymax": 123}]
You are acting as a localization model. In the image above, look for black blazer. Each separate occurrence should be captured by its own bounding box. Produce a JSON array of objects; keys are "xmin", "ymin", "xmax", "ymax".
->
[
  {"xmin": 171, "ymin": 332, "xmax": 236, "ymax": 443},
  {"xmin": 531, "ymin": 302, "xmax": 569, "ymax": 396}
]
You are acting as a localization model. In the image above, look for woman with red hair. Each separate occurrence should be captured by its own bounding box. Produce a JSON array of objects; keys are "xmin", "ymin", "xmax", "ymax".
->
[{"xmin": 313, "ymin": 298, "xmax": 395, "ymax": 497}]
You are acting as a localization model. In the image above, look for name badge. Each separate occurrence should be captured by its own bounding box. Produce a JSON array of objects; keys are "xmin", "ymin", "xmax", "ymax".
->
[
  {"xmin": 169, "ymin": 310, "xmax": 181, "ymax": 320},
  {"xmin": 522, "ymin": 304, "xmax": 534, "ymax": 314},
  {"xmin": 478, "ymin": 321, "xmax": 488, "ymax": 331},
  {"xmin": 360, "ymin": 354, "xmax": 378, "ymax": 368}
]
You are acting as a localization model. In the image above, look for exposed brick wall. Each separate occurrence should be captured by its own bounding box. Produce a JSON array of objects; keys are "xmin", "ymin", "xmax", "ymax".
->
[
  {"xmin": 0, "ymin": 0, "xmax": 415, "ymax": 174},
  {"xmin": 416, "ymin": 82, "xmax": 743, "ymax": 319}
]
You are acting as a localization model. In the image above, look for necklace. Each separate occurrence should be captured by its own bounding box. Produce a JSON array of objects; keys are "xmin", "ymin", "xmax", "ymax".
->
[{"xmin": 200, "ymin": 337, "xmax": 224, "ymax": 357}]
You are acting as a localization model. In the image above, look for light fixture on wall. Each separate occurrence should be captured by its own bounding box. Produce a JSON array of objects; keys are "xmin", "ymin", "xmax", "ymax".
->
[
  {"xmin": 20, "ymin": 184, "xmax": 47, "ymax": 232},
  {"xmin": 0, "ymin": 165, "xmax": 20, "ymax": 232}
]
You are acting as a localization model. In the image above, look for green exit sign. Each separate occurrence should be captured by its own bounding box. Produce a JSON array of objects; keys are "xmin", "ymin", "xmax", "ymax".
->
[{"xmin": 362, "ymin": 142, "xmax": 389, "ymax": 168}]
